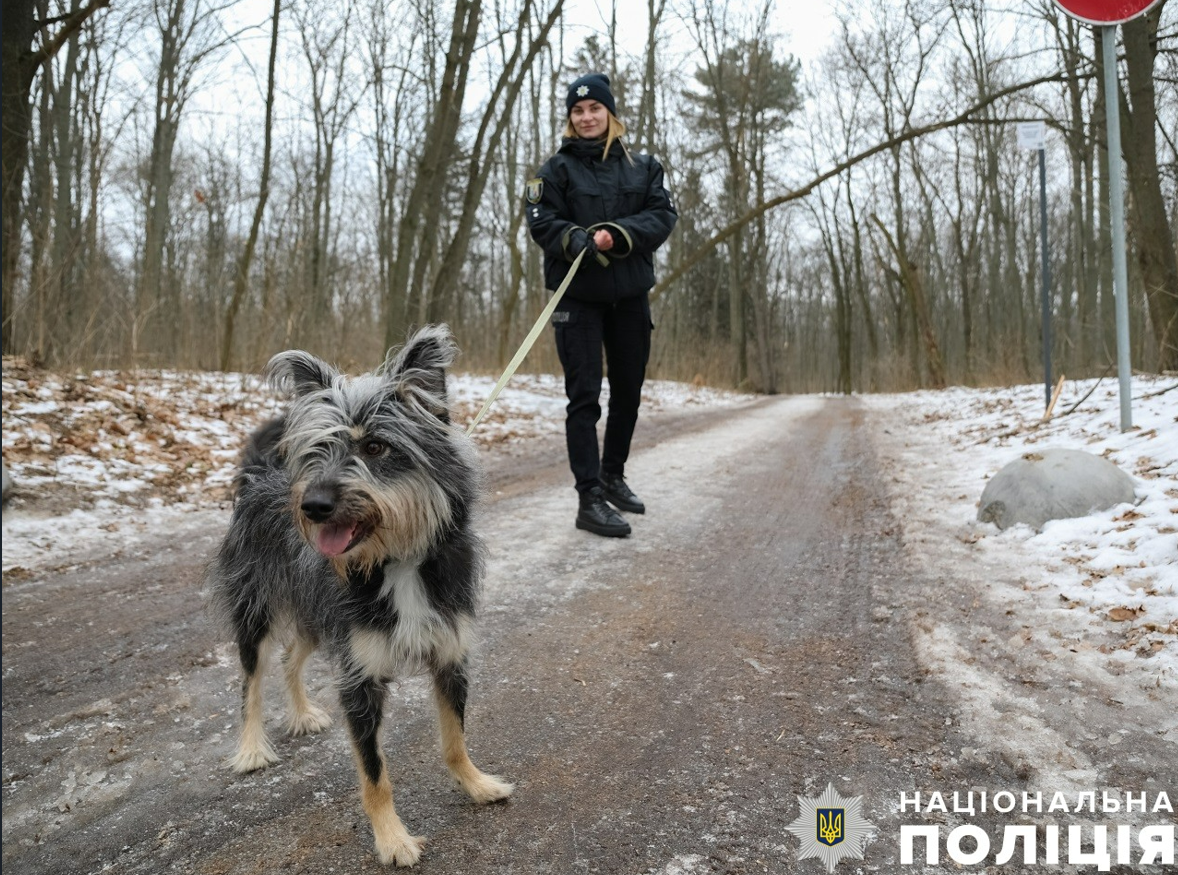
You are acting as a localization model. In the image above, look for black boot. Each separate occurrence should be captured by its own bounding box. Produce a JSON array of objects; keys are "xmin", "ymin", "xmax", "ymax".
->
[
  {"xmin": 600, "ymin": 472, "xmax": 645, "ymax": 514},
  {"xmin": 576, "ymin": 487, "xmax": 631, "ymax": 537}
]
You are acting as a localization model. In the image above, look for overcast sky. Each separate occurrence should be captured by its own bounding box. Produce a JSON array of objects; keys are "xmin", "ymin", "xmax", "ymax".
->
[
  {"xmin": 187, "ymin": 0, "xmax": 842, "ymax": 167},
  {"xmin": 562, "ymin": 0, "xmax": 839, "ymax": 66}
]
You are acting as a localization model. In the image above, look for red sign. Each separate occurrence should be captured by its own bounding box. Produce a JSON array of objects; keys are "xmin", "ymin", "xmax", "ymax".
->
[{"xmin": 1053, "ymin": 0, "xmax": 1164, "ymax": 24}]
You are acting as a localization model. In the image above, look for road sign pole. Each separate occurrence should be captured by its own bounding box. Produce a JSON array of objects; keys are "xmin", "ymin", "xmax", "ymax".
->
[
  {"xmin": 1038, "ymin": 146, "xmax": 1053, "ymax": 410},
  {"xmin": 1102, "ymin": 24, "xmax": 1133, "ymax": 431},
  {"xmin": 1016, "ymin": 120, "xmax": 1053, "ymax": 410}
]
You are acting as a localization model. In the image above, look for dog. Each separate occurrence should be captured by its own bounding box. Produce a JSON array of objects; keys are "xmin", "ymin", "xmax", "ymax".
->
[{"xmin": 205, "ymin": 325, "xmax": 512, "ymax": 867}]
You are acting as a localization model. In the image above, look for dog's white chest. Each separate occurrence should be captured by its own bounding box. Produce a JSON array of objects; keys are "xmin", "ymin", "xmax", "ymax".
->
[{"xmin": 348, "ymin": 562, "xmax": 465, "ymax": 676}]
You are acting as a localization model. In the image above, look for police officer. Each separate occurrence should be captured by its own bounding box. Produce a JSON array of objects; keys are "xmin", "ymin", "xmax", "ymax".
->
[{"xmin": 525, "ymin": 73, "xmax": 678, "ymax": 537}]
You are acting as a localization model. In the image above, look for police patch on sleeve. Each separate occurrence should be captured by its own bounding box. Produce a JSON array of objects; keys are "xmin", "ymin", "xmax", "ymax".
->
[{"xmin": 525, "ymin": 178, "xmax": 543, "ymax": 204}]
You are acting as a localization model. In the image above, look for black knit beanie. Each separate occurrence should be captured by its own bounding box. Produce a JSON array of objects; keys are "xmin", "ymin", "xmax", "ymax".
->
[{"xmin": 566, "ymin": 73, "xmax": 617, "ymax": 118}]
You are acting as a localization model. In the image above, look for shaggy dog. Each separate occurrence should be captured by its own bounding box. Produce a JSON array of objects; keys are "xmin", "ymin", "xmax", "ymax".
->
[{"xmin": 205, "ymin": 325, "xmax": 512, "ymax": 867}]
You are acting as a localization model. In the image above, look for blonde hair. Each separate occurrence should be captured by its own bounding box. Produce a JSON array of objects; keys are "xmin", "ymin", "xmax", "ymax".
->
[{"xmin": 564, "ymin": 112, "xmax": 633, "ymax": 163}]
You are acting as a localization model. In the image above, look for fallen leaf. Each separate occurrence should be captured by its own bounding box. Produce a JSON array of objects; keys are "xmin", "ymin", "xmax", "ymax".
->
[{"xmin": 1108, "ymin": 606, "xmax": 1145, "ymax": 622}]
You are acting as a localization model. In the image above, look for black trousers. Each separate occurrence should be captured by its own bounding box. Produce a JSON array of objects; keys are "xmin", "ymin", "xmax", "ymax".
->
[{"xmin": 553, "ymin": 294, "xmax": 652, "ymax": 495}]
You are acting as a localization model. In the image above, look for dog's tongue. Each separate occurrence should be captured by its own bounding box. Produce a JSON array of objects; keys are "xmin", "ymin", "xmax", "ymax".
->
[{"xmin": 316, "ymin": 522, "xmax": 357, "ymax": 557}]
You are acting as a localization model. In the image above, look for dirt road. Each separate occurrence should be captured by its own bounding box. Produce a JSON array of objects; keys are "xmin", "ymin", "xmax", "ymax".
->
[{"xmin": 3, "ymin": 397, "xmax": 1172, "ymax": 874}]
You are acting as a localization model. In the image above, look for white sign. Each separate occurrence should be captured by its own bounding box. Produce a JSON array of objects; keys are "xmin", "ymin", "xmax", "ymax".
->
[{"xmin": 1016, "ymin": 121, "xmax": 1046, "ymax": 150}]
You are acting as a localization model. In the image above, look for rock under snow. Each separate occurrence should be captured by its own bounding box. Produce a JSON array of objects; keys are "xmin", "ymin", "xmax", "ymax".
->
[{"xmin": 976, "ymin": 448, "xmax": 1137, "ymax": 531}]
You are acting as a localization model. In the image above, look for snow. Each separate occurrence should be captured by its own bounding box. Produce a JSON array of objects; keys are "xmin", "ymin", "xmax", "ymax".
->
[
  {"xmin": 3, "ymin": 359, "xmax": 1174, "ymax": 683},
  {"xmin": 0, "ymin": 360, "xmax": 748, "ymax": 572},
  {"xmin": 863, "ymin": 375, "xmax": 1177, "ymax": 691}
]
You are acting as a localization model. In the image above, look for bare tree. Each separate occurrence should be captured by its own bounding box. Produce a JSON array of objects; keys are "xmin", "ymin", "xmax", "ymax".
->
[
  {"xmin": 367, "ymin": 0, "xmax": 417, "ymax": 360},
  {"xmin": 682, "ymin": 0, "xmax": 801, "ymax": 389},
  {"xmin": 628, "ymin": 0, "xmax": 668, "ymax": 154},
  {"xmin": 383, "ymin": 0, "xmax": 481, "ymax": 348},
  {"xmin": 1118, "ymin": 2, "xmax": 1178, "ymax": 371},
  {"xmin": 4, "ymin": 0, "xmax": 1171, "ymax": 393},
  {"xmin": 294, "ymin": 0, "xmax": 363, "ymax": 344},
  {"xmin": 220, "ymin": 0, "xmax": 280, "ymax": 370},
  {"xmin": 424, "ymin": 0, "xmax": 565, "ymax": 324},
  {"xmin": 1, "ymin": 0, "xmax": 110, "ymax": 353},
  {"xmin": 134, "ymin": 0, "xmax": 237, "ymax": 362}
]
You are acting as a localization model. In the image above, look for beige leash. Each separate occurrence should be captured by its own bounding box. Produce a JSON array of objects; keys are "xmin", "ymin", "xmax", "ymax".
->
[{"xmin": 465, "ymin": 249, "xmax": 587, "ymax": 436}]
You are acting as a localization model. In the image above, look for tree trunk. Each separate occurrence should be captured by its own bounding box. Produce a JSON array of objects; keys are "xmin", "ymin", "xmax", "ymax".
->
[
  {"xmin": 52, "ymin": 2, "xmax": 83, "ymax": 351},
  {"xmin": 1, "ymin": 0, "xmax": 37, "ymax": 353},
  {"xmin": 726, "ymin": 228, "xmax": 746, "ymax": 386},
  {"xmin": 1092, "ymin": 27, "xmax": 1117, "ymax": 359},
  {"xmin": 138, "ymin": 0, "xmax": 188, "ymax": 362},
  {"xmin": 28, "ymin": 38, "xmax": 53, "ymax": 359},
  {"xmin": 385, "ymin": 0, "xmax": 481, "ymax": 349},
  {"xmin": 425, "ymin": 0, "xmax": 563, "ymax": 325},
  {"xmin": 220, "ymin": 0, "xmax": 279, "ymax": 371},
  {"xmin": 824, "ymin": 234, "xmax": 852, "ymax": 394},
  {"xmin": 872, "ymin": 213, "xmax": 946, "ymax": 389},
  {"xmin": 632, "ymin": 0, "xmax": 666, "ymax": 153},
  {"xmin": 2, "ymin": 0, "xmax": 110, "ymax": 354},
  {"xmin": 846, "ymin": 187, "xmax": 877, "ymax": 369},
  {"xmin": 1119, "ymin": 6, "xmax": 1178, "ymax": 371},
  {"xmin": 1055, "ymin": 14, "xmax": 1098, "ymax": 371}
]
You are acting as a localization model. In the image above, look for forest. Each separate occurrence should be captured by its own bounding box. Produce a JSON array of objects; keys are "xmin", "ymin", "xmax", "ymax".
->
[{"xmin": 2, "ymin": 0, "xmax": 1176, "ymax": 393}]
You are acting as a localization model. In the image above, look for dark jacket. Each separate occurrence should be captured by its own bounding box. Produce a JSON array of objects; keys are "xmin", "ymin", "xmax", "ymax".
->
[{"xmin": 525, "ymin": 138, "xmax": 678, "ymax": 303}]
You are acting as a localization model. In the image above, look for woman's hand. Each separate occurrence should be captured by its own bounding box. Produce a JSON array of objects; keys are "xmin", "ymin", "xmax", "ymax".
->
[
  {"xmin": 568, "ymin": 228, "xmax": 597, "ymax": 259},
  {"xmin": 593, "ymin": 229, "xmax": 614, "ymax": 252}
]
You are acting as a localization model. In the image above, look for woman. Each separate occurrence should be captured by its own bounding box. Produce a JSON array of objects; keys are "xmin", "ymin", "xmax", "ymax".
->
[{"xmin": 525, "ymin": 73, "xmax": 678, "ymax": 537}]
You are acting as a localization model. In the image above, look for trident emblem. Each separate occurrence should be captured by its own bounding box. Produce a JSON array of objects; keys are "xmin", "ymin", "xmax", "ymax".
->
[
  {"xmin": 787, "ymin": 783, "xmax": 875, "ymax": 872},
  {"xmin": 817, "ymin": 808, "xmax": 844, "ymax": 846}
]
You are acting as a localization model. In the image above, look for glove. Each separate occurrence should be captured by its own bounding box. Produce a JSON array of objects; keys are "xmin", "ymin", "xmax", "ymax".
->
[{"xmin": 567, "ymin": 227, "xmax": 598, "ymax": 261}]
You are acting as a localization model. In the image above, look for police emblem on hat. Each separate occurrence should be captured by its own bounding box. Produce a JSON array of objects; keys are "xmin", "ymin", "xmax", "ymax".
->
[
  {"xmin": 525, "ymin": 178, "xmax": 543, "ymax": 204},
  {"xmin": 576, "ymin": 85, "xmax": 589, "ymax": 97},
  {"xmin": 785, "ymin": 784, "xmax": 875, "ymax": 872}
]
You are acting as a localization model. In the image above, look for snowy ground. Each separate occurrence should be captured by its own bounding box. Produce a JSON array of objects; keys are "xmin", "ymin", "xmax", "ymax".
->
[
  {"xmin": 0, "ymin": 359, "xmax": 744, "ymax": 572},
  {"xmin": 863, "ymin": 375, "xmax": 1178, "ymax": 696},
  {"xmin": 3, "ymin": 359, "xmax": 1175, "ymax": 682}
]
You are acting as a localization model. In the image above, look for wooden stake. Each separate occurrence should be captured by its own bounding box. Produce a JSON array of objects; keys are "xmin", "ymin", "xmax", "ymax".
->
[{"xmin": 1042, "ymin": 373, "xmax": 1066, "ymax": 421}]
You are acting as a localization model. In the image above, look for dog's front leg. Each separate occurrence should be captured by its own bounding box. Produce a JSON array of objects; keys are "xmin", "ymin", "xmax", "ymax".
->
[
  {"xmin": 432, "ymin": 661, "xmax": 514, "ymax": 804},
  {"xmin": 340, "ymin": 675, "xmax": 424, "ymax": 867}
]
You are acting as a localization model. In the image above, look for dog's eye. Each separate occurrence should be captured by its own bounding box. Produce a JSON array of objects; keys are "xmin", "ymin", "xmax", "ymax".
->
[{"xmin": 362, "ymin": 439, "xmax": 386, "ymax": 458}]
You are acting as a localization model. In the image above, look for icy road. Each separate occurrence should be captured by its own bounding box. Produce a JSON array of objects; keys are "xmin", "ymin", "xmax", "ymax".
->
[{"xmin": 3, "ymin": 395, "xmax": 1174, "ymax": 874}]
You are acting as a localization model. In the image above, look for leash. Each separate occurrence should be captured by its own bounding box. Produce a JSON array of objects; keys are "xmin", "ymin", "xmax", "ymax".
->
[{"xmin": 465, "ymin": 249, "xmax": 586, "ymax": 436}]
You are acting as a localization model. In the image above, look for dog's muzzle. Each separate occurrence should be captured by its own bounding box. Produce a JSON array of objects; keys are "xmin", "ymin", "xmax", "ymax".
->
[{"xmin": 300, "ymin": 485, "xmax": 371, "ymax": 558}]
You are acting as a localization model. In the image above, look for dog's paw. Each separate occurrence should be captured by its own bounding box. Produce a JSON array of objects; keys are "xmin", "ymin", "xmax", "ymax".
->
[
  {"xmin": 460, "ymin": 771, "xmax": 515, "ymax": 805},
  {"xmin": 375, "ymin": 831, "xmax": 426, "ymax": 868},
  {"xmin": 228, "ymin": 738, "xmax": 280, "ymax": 773},
  {"xmin": 287, "ymin": 703, "xmax": 332, "ymax": 737}
]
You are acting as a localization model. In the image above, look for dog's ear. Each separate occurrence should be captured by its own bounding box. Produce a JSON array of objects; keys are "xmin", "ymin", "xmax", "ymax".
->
[
  {"xmin": 265, "ymin": 351, "xmax": 340, "ymax": 397},
  {"xmin": 383, "ymin": 324, "xmax": 457, "ymax": 415}
]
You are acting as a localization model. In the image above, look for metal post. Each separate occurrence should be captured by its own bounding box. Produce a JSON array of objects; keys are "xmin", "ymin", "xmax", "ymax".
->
[
  {"xmin": 1038, "ymin": 147, "xmax": 1052, "ymax": 410},
  {"xmin": 1102, "ymin": 24, "xmax": 1133, "ymax": 431}
]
